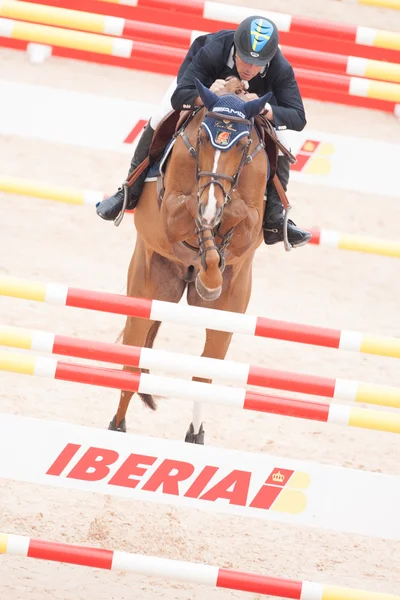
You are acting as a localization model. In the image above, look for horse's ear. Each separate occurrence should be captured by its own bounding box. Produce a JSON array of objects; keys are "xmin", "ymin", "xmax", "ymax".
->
[
  {"xmin": 243, "ymin": 92, "xmax": 273, "ymax": 119},
  {"xmin": 195, "ymin": 78, "xmax": 219, "ymax": 110}
]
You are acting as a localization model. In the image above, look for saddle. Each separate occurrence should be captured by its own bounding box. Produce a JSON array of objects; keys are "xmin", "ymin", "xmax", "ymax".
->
[
  {"xmin": 149, "ymin": 110, "xmax": 190, "ymax": 163},
  {"xmin": 124, "ymin": 110, "xmax": 190, "ymax": 191}
]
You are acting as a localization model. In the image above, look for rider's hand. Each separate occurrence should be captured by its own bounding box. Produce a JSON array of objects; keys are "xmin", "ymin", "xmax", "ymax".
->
[
  {"xmin": 245, "ymin": 93, "xmax": 259, "ymax": 101},
  {"xmin": 246, "ymin": 94, "xmax": 273, "ymax": 119},
  {"xmin": 262, "ymin": 103, "xmax": 274, "ymax": 120},
  {"xmin": 210, "ymin": 79, "xmax": 226, "ymax": 94}
]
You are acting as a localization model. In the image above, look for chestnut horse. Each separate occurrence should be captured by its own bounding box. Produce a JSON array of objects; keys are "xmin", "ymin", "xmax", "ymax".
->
[{"xmin": 109, "ymin": 78, "xmax": 272, "ymax": 443}]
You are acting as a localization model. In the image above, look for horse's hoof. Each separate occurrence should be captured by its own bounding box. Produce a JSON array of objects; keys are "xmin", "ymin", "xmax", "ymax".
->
[
  {"xmin": 185, "ymin": 422, "xmax": 205, "ymax": 445},
  {"xmin": 195, "ymin": 274, "xmax": 221, "ymax": 301},
  {"xmin": 108, "ymin": 415, "xmax": 127, "ymax": 433}
]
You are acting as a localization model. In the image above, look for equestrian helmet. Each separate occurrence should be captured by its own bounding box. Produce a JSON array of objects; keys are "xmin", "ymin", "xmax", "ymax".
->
[{"xmin": 234, "ymin": 16, "xmax": 279, "ymax": 66}]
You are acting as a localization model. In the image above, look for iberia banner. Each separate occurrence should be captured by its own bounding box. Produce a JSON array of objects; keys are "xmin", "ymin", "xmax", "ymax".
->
[{"xmin": 0, "ymin": 414, "xmax": 399, "ymax": 540}]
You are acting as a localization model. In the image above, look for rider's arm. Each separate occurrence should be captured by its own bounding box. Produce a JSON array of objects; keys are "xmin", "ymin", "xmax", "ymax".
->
[
  {"xmin": 269, "ymin": 65, "xmax": 306, "ymax": 131},
  {"xmin": 244, "ymin": 93, "xmax": 274, "ymax": 120},
  {"xmin": 171, "ymin": 46, "xmax": 219, "ymax": 111}
]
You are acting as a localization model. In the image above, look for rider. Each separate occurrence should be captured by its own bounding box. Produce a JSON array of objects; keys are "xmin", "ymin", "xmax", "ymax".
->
[{"xmin": 96, "ymin": 16, "xmax": 311, "ymax": 248}]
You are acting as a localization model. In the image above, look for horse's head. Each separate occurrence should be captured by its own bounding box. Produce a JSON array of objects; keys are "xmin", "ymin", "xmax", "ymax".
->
[{"xmin": 194, "ymin": 78, "xmax": 271, "ymax": 229}]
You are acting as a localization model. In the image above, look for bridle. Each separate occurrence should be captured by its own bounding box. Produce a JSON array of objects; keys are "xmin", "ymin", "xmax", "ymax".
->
[
  {"xmin": 179, "ymin": 107, "xmax": 265, "ymax": 270},
  {"xmin": 181, "ymin": 109, "xmax": 264, "ymax": 207}
]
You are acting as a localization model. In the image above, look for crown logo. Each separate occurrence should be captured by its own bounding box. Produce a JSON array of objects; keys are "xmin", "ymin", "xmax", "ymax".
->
[
  {"xmin": 272, "ymin": 471, "xmax": 285, "ymax": 483},
  {"xmin": 303, "ymin": 141, "xmax": 318, "ymax": 153}
]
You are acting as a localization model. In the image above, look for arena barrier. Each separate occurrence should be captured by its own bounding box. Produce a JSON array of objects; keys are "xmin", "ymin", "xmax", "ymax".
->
[
  {"xmin": 1, "ymin": 532, "xmax": 399, "ymax": 600},
  {"xmin": 1, "ymin": 16, "xmax": 399, "ymax": 112},
  {"xmin": 18, "ymin": 0, "xmax": 400, "ymax": 67},
  {"xmin": 295, "ymin": 68, "xmax": 400, "ymax": 103},
  {"xmin": 0, "ymin": 1, "xmax": 199, "ymax": 45},
  {"xmin": 2, "ymin": 324, "xmax": 400, "ymax": 408},
  {"xmin": 3, "ymin": 2, "xmax": 400, "ymax": 83},
  {"xmin": 0, "ymin": 16, "xmax": 183, "ymax": 60},
  {"xmin": 2, "ymin": 4, "xmax": 400, "ymax": 111},
  {"xmin": 1, "ymin": 412, "xmax": 400, "ymax": 541},
  {"xmin": 283, "ymin": 47, "xmax": 400, "ymax": 84},
  {"xmin": 0, "ymin": 28, "xmax": 183, "ymax": 73},
  {"xmin": 1, "ymin": 349, "xmax": 400, "ymax": 434},
  {"xmin": 18, "ymin": 0, "xmax": 400, "ymax": 55},
  {"xmin": 2, "ymin": 275, "xmax": 400, "ymax": 359}
]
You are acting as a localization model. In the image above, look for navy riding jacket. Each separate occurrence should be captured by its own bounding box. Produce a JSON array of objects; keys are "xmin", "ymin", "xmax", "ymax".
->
[{"xmin": 170, "ymin": 30, "xmax": 306, "ymax": 132}]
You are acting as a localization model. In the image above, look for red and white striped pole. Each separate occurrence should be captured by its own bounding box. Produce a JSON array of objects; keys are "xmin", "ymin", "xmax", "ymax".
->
[
  {"xmin": 2, "ymin": 3, "xmax": 400, "ymax": 84},
  {"xmin": 17, "ymin": 0, "xmax": 400, "ymax": 66},
  {"xmin": 1, "ymin": 350, "xmax": 400, "ymax": 434},
  {"xmin": 47, "ymin": 0, "xmax": 400, "ymax": 55},
  {"xmin": 59, "ymin": 0, "xmax": 400, "ymax": 53},
  {"xmin": 1, "ymin": 276, "xmax": 400, "ymax": 359},
  {"xmin": 1, "ymin": 532, "xmax": 398, "ymax": 600},
  {"xmin": 1, "ymin": 325, "xmax": 400, "ymax": 409}
]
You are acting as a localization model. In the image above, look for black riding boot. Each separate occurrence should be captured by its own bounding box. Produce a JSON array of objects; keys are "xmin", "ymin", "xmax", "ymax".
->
[
  {"xmin": 263, "ymin": 155, "xmax": 311, "ymax": 248},
  {"xmin": 96, "ymin": 123, "xmax": 154, "ymax": 221}
]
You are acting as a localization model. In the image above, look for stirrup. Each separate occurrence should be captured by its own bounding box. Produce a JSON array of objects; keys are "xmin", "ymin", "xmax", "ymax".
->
[{"xmin": 113, "ymin": 181, "xmax": 130, "ymax": 227}]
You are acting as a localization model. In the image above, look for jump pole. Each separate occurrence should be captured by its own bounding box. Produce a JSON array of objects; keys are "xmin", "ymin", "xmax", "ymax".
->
[
  {"xmin": 2, "ymin": 2, "xmax": 400, "ymax": 83},
  {"xmin": 1, "ymin": 350, "xmax": 400, "ymax": 435},
  {"xmin": 2, "ymin": 179, "xmax": 400, "ymax": 259},
  {"xmin": 1, "ymin": 324, "xmax": 400, "ymax": 409},
  {"xmin": 1, "ymin": 275, "xmax": 400, "ymax": 359},
  {"xmin": 1, "ymin": 532, "xmax": 398, "ymax": 600}
]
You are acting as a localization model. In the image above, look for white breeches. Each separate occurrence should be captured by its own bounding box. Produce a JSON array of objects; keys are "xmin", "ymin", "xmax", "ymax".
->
[{"xmin": 149, "ymin": 77, "xmax": 178, "ymax": 130}]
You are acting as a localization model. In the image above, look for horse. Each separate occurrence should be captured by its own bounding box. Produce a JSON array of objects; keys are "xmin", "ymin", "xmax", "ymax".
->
[{"xmin": 109, "ymin": 78, "xmax": 273, "ymax": 443}]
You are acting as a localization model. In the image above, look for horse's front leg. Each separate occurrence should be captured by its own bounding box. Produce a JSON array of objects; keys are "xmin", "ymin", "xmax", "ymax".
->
[
  {"xmin": 110, "ymin": 237, "xmax": 187, "ymax": 433},
  {"xmin": 217, "ymin": 197, "xmax": 263, "ymax": 260},
  {"xmin": 185, "ymin": 257, "xmax": 254, "ymax": 444},
  {"xmin": 184, "ymin": 326, "xmax": 234, "ymax": 444}
]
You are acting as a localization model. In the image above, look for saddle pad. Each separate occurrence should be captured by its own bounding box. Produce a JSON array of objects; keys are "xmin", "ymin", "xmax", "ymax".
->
[{"xmin": 146, "ymin": 137, "xmax": 176, "ymax": 181}]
